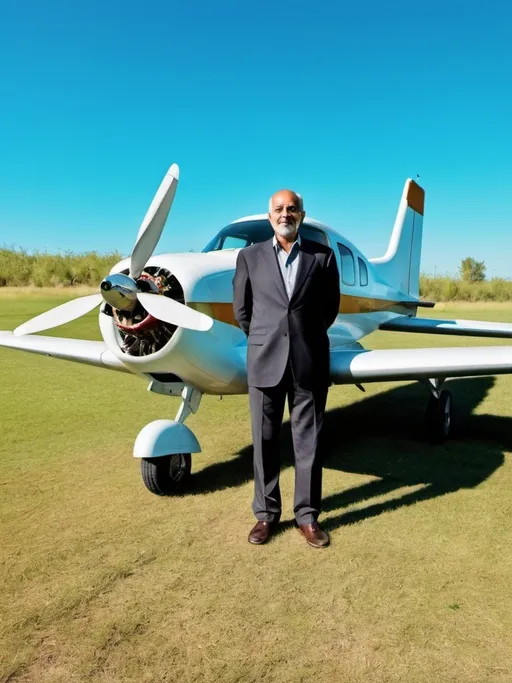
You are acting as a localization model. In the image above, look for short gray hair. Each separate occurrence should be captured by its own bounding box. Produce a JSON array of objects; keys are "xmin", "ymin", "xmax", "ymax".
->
[{"xmin": 268, "ymin": 192, "xmax": 304, "ymax": 213}]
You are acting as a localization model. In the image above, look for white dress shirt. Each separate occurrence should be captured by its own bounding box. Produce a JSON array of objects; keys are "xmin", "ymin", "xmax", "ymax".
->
[{"xmin": 273, "ymin": 234, "xmax": 301, "ymax": 299}]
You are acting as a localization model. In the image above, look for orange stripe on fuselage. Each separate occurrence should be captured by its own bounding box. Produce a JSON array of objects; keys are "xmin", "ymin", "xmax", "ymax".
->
[
  {"xmin": 339, "ymin": 294, "xmax": 411, "ymax": 314},
  {"xmin": 189, "ymin": 296, "xmax": 414, "ymax": 328}
]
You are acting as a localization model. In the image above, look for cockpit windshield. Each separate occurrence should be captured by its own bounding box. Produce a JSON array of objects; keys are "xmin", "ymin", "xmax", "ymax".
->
[{"xmin": 202, "ymin": 219, "xmax": 330, "ymax": 252}]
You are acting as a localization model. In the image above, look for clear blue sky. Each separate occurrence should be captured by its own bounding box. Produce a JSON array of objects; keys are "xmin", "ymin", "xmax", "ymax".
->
[{"xmin": 1, "ymin": 0, "xmax": 511, "ymax": 276}]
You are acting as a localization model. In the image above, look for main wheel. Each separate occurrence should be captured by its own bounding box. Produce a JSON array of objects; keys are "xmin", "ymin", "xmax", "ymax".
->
[
  {"xmin": 141, "ymin": 453, "xmax": 192, "ymax": 495},
  {"xmin": 425, "ymin": 390, "xmax": 452, "ymax": 444}
]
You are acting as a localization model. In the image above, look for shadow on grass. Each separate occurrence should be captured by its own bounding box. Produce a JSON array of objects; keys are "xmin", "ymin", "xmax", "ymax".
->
[{"xmin": 190, "ymin": 377, "xmax": 507, "ymax": 529}]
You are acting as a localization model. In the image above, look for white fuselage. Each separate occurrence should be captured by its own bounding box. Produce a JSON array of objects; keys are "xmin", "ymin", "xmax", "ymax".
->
[{"xmin": 100, "ymin": 219, "xmax": 416, "ymax": 394}]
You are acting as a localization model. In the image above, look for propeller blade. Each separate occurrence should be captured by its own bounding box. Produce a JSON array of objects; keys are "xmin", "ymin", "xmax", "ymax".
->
[
  {"xmin": 137, "ymin": 292, "xmax": 213, "ymax": 332},
  {"xmin": 13, "ymin": 294, "xmax": 103, "ymax": 336},
  {"xmin": 130, "ymin": 163, "xmax": 180, "ymax": 279}
]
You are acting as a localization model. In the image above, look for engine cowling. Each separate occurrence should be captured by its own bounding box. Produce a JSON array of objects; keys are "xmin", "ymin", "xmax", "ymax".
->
[
  {"xmin": 103, "ymin": 266, "xmax": 184, "ymax": 357},
  {"xmin": 99, "ymin": 250, "xmax": 248, "ymax": 394}
]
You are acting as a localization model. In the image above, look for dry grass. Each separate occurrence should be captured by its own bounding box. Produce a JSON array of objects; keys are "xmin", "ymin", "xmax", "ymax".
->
[
  {"xmin": 1, "ymin": 299, "xmax": 512, "ymax": 682},
  {"xmin": 431, "ymin": 300, "xmax": 512, "ymax": 312},
  {"xmin": 0, "ymin": 286, "xmax": 98, "ymax": 298}
]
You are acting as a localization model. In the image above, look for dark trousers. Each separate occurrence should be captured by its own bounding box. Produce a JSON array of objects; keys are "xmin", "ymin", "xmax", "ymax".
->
[{"xmin": 248, "ymin": 363, "xmax": 328, "ymax": 525}]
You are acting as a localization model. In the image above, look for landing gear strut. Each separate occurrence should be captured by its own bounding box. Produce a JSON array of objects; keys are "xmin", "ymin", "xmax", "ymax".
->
[
  {"xmin": 135, "ymin": 383, "xmax": 202, "ymax": 495},
  {"xmin": 423, "ymin": 379, "xmax": 452, "ymax": 443}
]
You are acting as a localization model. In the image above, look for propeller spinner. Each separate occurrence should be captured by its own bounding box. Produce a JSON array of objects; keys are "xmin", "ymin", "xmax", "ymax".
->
[
  {"xmin": 13, "ymin": 163, "xmax": 213, "ymax": 337},
  {"xmin": 100, "ymin": 273, "xmax": 139, "ymax": 311}
]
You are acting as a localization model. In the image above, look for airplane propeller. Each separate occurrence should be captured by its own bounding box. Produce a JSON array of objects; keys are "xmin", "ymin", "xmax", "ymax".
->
[{"xmin": 13, "ymin": 163, "xmax": 214, "ymax": 337}]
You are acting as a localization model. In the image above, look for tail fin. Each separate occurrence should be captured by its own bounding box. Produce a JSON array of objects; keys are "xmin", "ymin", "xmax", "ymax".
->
[{"xmin": 369, "ymin": 179, "xmax": 425, "ymax": 298}]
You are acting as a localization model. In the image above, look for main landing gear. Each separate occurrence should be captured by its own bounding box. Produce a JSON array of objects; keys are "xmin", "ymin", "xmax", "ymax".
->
[
  {"xmin": 134, "ymin": 383, "xmax": 203, "ymax": 495},
  {"xmin": 423, "ymin": 379, "xmax": 452, "ymax": 444}
]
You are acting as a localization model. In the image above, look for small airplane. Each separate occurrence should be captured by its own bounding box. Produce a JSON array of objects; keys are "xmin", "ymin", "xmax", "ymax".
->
[{"xmin": 2, "ymin": 163, "xmax": 512, "ymax": 495}]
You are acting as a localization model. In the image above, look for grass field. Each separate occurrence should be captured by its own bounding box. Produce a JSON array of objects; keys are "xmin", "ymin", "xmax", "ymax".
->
[{"xmin": 1, "ymin": 293, "xmax": 512, "ymax": 682}]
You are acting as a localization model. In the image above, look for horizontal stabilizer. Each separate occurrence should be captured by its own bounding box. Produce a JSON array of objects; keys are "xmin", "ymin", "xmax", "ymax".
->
[
  {"xmin": 330, "ymin": 345, "xmax": 512, "ymax": 384},
  {"xmin": 0, "ymin": 332, "xmax": 128, "ymax": 372},
  {"xmin": 380, "ymin": 316, "xmax": 512, "ymax": 339},
  {"xmin": 399, "ymin": 300, "xmax": 435, "ymax": 309}
]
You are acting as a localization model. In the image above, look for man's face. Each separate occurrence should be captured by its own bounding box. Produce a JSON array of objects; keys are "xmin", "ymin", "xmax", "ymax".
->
[{"xmin": 268, "ymin": 190, "xmax": 305, "ymax": 240}]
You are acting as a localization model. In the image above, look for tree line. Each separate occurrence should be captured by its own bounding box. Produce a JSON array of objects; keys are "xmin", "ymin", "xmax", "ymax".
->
[
  {"xmin": 421, "ymin": 257, "xmax": 512, "ymax": 301},
  {"xmin": 1, "ymin": 249, "xmax": 510, "ymax": 301},
  {"xmin": 0, "ymin": 248, "xmax": 122, "ymax": 287}
]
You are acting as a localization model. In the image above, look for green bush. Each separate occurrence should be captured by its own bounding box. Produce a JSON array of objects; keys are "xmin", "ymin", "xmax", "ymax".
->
[
  {"xmin": 0, "ymin": 248, "xmax": 123, "ymax": 287},
  {"xmin": 420, "ymin": 275, "xmax": 512, "ymax": 302}
]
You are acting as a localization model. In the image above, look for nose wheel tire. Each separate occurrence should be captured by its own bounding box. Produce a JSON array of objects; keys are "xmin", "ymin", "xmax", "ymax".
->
[
  {"xmin": 425, "ymin": 390, "xmax": 452, "ymax": 444},
  {"xmin": 141, "ymin": 453, "xmax": 192, "ymax": 495}
]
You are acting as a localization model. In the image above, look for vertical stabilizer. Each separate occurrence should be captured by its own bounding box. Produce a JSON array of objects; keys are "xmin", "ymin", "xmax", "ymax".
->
[{"xmin": 369, "ymin": 179, "xmax": 425, "ymax": 298}]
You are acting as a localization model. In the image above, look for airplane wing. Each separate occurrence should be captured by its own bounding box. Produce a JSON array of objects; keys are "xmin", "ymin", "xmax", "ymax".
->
[
  {"xmin": 380, "ymin": 316, "xmax": 512, "ymax": 339},
  {"xmin": 330, "ymin": 345, "xmax": 512, "ymax": 384},
  {"xmin": 0, "ymin": 331, "xmax": 128, "ymax": 373}
]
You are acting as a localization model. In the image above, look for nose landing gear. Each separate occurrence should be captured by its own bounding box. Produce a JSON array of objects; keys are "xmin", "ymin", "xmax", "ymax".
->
[
  {"xmin": 140, "ymin": 452, "xmax": 192, "ymax": 495},
  {"xmin": 134, "ymin": 384, "xmax": 202, "ymax": 495}
]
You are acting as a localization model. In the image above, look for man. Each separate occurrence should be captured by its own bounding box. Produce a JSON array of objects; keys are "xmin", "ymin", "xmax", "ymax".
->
[{"xmin": 233, "ymin": 189, "xmax": 340, "ymax": 548}]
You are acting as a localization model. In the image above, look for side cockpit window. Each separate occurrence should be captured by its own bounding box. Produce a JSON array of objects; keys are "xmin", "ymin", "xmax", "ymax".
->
[
  {"xmin": 337, "ymin": 243, "xmax": 355, "ymax": 286},
  {"xmin": 299, "ymin": 225, "xmax": 330, "ymax": 246},
  {"xmin": 220, "ymin": 235, "xmax": 248, "ymax": 250},
  {"xmin": 358, "ymin": 257, "xmax": 368, "ymax": 286}
]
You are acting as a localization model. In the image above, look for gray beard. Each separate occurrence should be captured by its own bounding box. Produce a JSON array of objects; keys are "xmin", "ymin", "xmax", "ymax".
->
[{"xmin": 275, "ymin": 224, "xmax": 298, "ymax": 239}]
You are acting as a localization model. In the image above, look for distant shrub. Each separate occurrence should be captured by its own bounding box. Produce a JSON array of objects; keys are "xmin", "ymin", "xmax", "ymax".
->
[
  {"xmin": 490, "ymin": 278, "xmax": 512, "ymax": 302},
  {"xmin": 441, "ymin": 278, "xmax": 459, "ymax": 301},
  {"xmin": 0, "ymin": 248, "xmax": 35, "ymax": 286},
  {"xmin": 459, "ymin": 257, "xmax": 486, "ymax": 283},
  {"xmin": 0, "ymin": 248, "xmax": 123, "ymax": 287}
]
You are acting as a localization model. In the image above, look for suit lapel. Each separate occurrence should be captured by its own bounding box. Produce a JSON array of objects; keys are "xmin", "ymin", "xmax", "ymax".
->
[
  {"xmin": 290, "ymin": 243, "xmax": 315, "ymax": 303},
  {"xmin": 259, "ymin": 239, "xmax": 288, "ymax": 303}
]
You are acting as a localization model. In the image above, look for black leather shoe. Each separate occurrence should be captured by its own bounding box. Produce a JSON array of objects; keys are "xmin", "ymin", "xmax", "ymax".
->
[
  {"xmin": 248, "ymin": 521, "xmax": 276, "ymax": 545},
  {"xmin": 298, "ymin": 522, "xmax": 330, "ymax": 548}
]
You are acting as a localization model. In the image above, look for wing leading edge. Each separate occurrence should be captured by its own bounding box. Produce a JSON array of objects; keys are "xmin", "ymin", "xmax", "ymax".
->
[
  {"xmin": 380, "ymin": 316, "xmax": 512, "ymax": 339},
  {"xmin": 0, "ymin": 332, "xmax": 128, "ymax": 373},
  {"xmin": 4, "ymin": 332, "xmax": 511, "ymax": 387},
  {"xmin": 330, "ymin": 345, "xmax": 512, "ymax": 384}
]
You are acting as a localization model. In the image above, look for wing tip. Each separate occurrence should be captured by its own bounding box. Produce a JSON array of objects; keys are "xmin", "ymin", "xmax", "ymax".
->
[{"xmin": 168, "ymin": 163, "xmax": 180, "ymax": 180}]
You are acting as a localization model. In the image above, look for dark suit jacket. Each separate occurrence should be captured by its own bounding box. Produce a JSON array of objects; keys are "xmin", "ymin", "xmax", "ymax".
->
[{"xmin": 233, "ymin": 237, "xmax": 340, "ymax": 389}]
